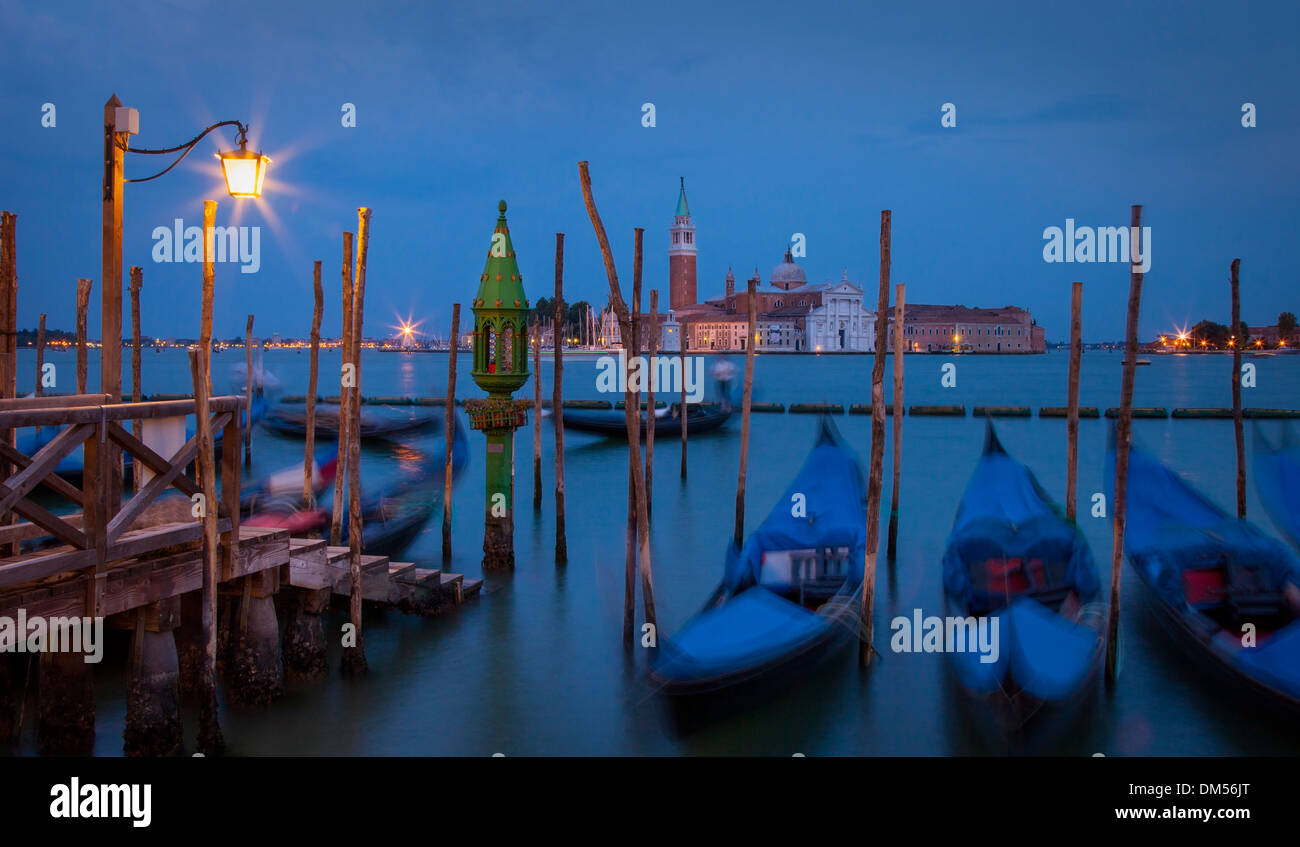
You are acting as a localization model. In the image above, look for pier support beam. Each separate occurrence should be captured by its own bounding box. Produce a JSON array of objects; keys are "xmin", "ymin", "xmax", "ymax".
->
[
  {"xmin": 283, "ymin": 587, "xmax": 330, "ymax": 682},
  {"xmin": 0, "ymin": 653, "xmax": 21, "ymax": 747},
  {"xmin": 230, "ymin": 573, "xmax": 283, "ymax": 706},
  {"xmin": 37, "ymin": 648, "xmax": 95, "ymax": 755},
  {"xmin": 124, "ymin": 600, "xmax": 183, "ymax": 757}
]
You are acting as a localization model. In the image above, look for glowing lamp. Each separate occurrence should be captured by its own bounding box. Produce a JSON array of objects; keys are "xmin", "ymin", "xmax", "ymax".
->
[{"xmin": 217, "ymin": 141, "xmax": 271, "ymax": 198}]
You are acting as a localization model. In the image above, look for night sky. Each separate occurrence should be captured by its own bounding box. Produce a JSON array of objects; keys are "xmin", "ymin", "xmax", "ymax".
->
[{"xmin": 2, "ymin": 0, "xmax": 1297, "ymax": 342}]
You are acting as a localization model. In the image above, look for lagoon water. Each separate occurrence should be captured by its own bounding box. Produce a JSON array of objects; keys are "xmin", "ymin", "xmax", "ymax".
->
[{"xmin": 11, "ymin": 347, "xmax": 1300, "ymax": 755}]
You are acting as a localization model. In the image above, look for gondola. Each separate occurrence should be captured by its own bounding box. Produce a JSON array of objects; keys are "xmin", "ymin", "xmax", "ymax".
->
[
  {"xmin": 246, "ymin": 410, "xmax": 471, "ymax": 559},
  {"xmin": 1108, "ymin": 435, "xmax": 1300, "ymax": 712},
  {"xmin": 1253, "ymin": 423, "xmax": 1300, "ymax": 552},
  {"xmin": 650, "ymin": 417, "xmax": 864, "ymax": 729},
  {"xmin": 941, "ymin": 422, "xmax": 1104, "ymax": 747},
  {"xmin": 561, "ymin": 401, "xmax": 731, "ymax": 439},
  {"xmin": 260, "ymin": 401, "xmax": 441, "ymax": 440}
]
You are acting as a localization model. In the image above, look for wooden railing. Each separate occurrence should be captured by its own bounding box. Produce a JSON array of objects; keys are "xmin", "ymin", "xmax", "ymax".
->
[{"xmin": 0, "ymin": 394, "xmax": 242, "ymax": 612}]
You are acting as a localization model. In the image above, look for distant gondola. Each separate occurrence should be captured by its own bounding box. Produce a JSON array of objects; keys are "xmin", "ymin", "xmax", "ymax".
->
[
  {"xmin": 562, "ymin": 401, "xmax": 731, "ymax": 439},
  {"xmin": 650, "ymin": 417, "xmax": 864, "ymax": 729},
  {"xmin": 245, "ymin": 410, "xmax": 470, "ymax": 560},
  {"xmin": 1253, "ymin": 423, "xmax": 1300, "ymax": 552},
  {"xmin": 260, "ymin": 401, "xmax": 442, "ymax": 440},
  {"xmin": 1109, "ymin": 435, "xmax": 1300, "ymax": 713},
  {"xmin": 942, "ymin": 422, "xmax": 1104, "ymax": 747}
]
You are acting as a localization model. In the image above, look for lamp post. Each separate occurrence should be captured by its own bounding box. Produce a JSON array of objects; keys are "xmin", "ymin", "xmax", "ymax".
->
[
  {"xmin": 466, "ymin": 200, "xmax": 531, "ymax": 571},
  {"xmin": 101, "ymin": 94, "xmax": 268, "ymax": 509}
]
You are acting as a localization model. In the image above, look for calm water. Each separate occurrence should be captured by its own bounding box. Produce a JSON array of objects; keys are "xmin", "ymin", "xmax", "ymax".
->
[{"xmin": 11, "ymin": 347, "xmax": 1300, "ymax": 755}]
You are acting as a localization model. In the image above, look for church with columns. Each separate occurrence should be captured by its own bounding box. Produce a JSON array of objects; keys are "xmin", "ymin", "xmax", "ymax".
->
[{"xmin": 664, "ymin": 179, "xmax": 877, "ymax": 353}]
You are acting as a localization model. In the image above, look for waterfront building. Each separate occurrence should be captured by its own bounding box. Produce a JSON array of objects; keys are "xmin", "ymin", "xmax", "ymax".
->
[{"xmin": 890, "ymin": 304, "xmax": 1045, "ymax": 353}]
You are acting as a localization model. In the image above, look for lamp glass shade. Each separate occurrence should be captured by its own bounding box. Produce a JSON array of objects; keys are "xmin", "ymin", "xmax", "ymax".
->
[{"xmin": 218, "ymin": 148, "xmax": 270, "ymax": 198}]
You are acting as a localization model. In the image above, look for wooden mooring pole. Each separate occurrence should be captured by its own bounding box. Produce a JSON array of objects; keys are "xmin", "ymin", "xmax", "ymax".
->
[
  {"xmin": 578, "ymin": 161, "xmax": 656, "ymax": 643},
  {"xmin": 193, "ymin": 198, "xmax": 223, "ymax": 753},
  {"xmin": 680, "ymin": 337, "xmax": 688, "ymax": 479},
  {"xmin": 887, "ymin": 282, "xmax": 905, "ymax": 560},
  {"xmin": 646, "ymin": 289, "xmax": 657, "ymax": 519},
  {"xmin": 734, "ymin": 277, "xmax": 757, "ymax": 547},
  {"xmin": 331, "ymin": 232, "xmax": 354, "ymax": 546},
  {"xmin": 622, "ymin": 227, "xmax": 643, "ymax": 647},
  {"xmin": 0, "ymin": 213, "xmax": 13, "ymax": 406},
  {"xmin": 1108, "ymin": 204, "xmax": 1145, "ymax": 684},
  {"xmin": 130, "ymin": 268, "xmax": 143, "ymax": 490},
  {"xmin": 533, "ymin": 318, "xmax": 542, "ymax": 510},
  {"xmin": 76, "ymin": 278, "xmax": 92, "ymax": 394},
  {"xmin": 1066, "ymin": 282, "xmax": 1082, "ymax": 521},
  {"xmin": 553, "ymin": 233, "xmax": 568, "ymax": 563},
  {"xmin": 343, "ymin": 208, "xmax": 371, "ymax": 676},
  {"xmin": 35, "ymin": 314, "xmax": 46, "ymax": 397},
  {"xmin": 243, "ymin": 315, "xmax": 254, "ymax": 465},
  {"xmin": 1231, "ymin": 259, "xmax": 1245, "ymax": 518},
  {"xmin": 442, "ymin": 303, "xmax": 460, "ymax": 563},
  {"xmin": 861, "ymin": 210, "xmax": 890, "ymax": 666},
  {"xmin": 305, "ymin": 261, "xmax": 323, "ymax": 506}
]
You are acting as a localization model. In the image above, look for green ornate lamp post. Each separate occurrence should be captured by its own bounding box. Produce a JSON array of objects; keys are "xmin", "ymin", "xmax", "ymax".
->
[{"xmin": 467, "ymin": 200, "xmax": 532, "ymax": 570}]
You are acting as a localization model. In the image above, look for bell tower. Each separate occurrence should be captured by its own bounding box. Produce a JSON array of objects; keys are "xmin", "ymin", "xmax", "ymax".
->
[{"xmin": 669, "ymin": 177, "xmax": 696, "ymax": 310}]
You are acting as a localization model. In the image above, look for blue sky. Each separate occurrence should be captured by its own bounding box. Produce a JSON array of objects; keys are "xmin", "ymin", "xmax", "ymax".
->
[{"xmin": 2, "ymin": 0, "xmax": 1297, "ymax": 342}]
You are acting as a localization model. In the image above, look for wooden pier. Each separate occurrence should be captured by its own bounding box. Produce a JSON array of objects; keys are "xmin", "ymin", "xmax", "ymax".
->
[{"xmin": 0, "ymin": 393, "xmax": 479, "ymax": 755}]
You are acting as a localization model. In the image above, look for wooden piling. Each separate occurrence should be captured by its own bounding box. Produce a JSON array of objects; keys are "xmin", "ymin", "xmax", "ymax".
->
[
  {"xmin": 646, "ymin": 289, "xmax": 657, "ymax": 519},
  {"xmin": 735, "ymin": 278, "xmax": 758, "ymax": 547},
  {"xmin": 533, "ymin": 318, "xmax": 542, "ymax": 510},
  {"xmin": 1231, "ymin": 258, "xmax": 1245, "ymax": 518},
  {"xmin": 553, "ymin": 235, "xmax": 568, "ymax": 563},
  {"xmin": 243, "ymin": 315, "xmax": 254, "ymax": 465},
  {"xmin": 862, "ymin": 210, "xmax": 891, "ymax": 666},
  {"xmin": 130, "ymin": 268, "xmax": 143, "ymax": 490},
  {"xmin": 344, "ymin": 208, "xmax": 371, "ymax": 675},
  {"xmin": 35, "ymin": 314, "xmax": 45, "ymax": 397},
  {"xmin": 331, "ymin": 233, "xmax": 354, "ymax": 546},
  {"xmin": 1108, "ymin": 204, "xmax": 1145, "ymax": 684},
  {"xmin": 1066, "ymin": 282, "xmax": 1082, "ymax": 521},
  {"xmin": 0, "ymin": 213, "xmax": 14, "ymax": 403},
  {"xmin": 76, "ymin": 279, "xmax": 92, "ymax": 394},
  {"xmin": 623, "ymin": 228, "xmax": 643, "ymax": 647},
  {"xmin": 680, "ymin": 338, "xmax": 688, "ymax": 479},
  {"xmin": 305, "ymin": 261, "xmax": 323, "ymax": 506},
  {"xmin": 193, "ymin": 198, "xmax": 223, "ymax": 753},
  {"xmin": 578, "ymin": 162, "xmax": 656, "ymax": 642},
  {"xmin": 442, "ymin": 304, "xmax": 460, "ymax": 563},
  {"xmin": 887, "ymin": 282, "xmax": 905, "ymax": 560}
]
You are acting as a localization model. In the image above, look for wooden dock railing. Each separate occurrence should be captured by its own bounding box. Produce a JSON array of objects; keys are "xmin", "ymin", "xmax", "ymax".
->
[{"xmin": 0, "ymin": 393, "xmax": 242, "ymax": 612}]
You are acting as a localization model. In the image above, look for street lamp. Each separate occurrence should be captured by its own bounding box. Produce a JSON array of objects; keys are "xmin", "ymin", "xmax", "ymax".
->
[{"xmin": 215, "ymin": 128, "xmax": 272, "ymax": 199}]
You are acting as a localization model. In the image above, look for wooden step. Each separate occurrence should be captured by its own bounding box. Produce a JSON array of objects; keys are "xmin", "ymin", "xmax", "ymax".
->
[
  {"xmin": 387, "ymin": 561, "xmax": 416, "ymax": 580},
  {"xmin": 460, "ymin": 577, "xmax": 483, "ymax": 598},
  {"xmin": 289, "ymin": 537, "xmax": 326, "ymax": 554}
]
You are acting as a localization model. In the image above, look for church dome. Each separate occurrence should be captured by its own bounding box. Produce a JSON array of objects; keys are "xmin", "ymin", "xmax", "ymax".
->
[{"xmin": 771, "ymin": 247, "xmax": 806, "ymax": 289}]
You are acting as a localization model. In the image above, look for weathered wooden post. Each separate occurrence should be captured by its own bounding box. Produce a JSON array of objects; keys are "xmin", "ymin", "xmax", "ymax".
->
[
  {"xmin": 35, "ymin": 314, "xmax": 46, "ymax": 397},
  {"xmin": 466, "ymin": 201, "xmax": 531, "ymax": 571},
  {"xmin": 861, "ymin": 210, "xmax": 891, "ymax": 666},
  {"xmin": 243, "ymin": 314, "xmax": 254, "ymax": 465},
  {"xmin": 1231, "ymin": 259, "xmax": 1245, "ymax": 518},
  {"xmin": 1108, "ymin": 204, "xmax": 1145, "ymax": 683},
  {"xmin": 343, "ymin": 208, "xmax": 371, "ymax": 675},
  {"xmin": 533, "ymin": 318, "xmax": 543, "ymax": 510},
  {"xmin": 1066, "ymin": 282, "xmax": 1082, "ymax": 521},
  {"xmin": 646, "ymin": 289, "xmax": 657, "ymax": 519},
  {"xmin": 734, "ymin": 278, "xmax": 757, "ymax": 547},
  {"xmin": 0, "ymin": 213, "xmax": 14, "ymax": 404},
  {"xmin": 331, "ymin": 233, "xmax": 354, "ymax": 546},
  {"xmin": 193, "ymin": 198, "xmax": 223, "ymax": 753},
  {"xmin": 625, "ymin": 230, "xmax": 643, "ymax": 645},
  {"xmin": 887, "ymin": 282, "xmax": 905, "ymax": 560},
  {"xmin": 129, "ymin": 268, "xmax": 143, "ymax": 491},
  {"xmin": 76, "ymin": 279, "xmax": 92, "ymax": 394},
  {"xmin": 442, "ymin": 304, "xmax": 460, "ymax": 563},
  {"xmin": 553, "ymin": 235, "xmax": 568, "ymax": 563},
  {"xmin": 579, "ymin": 162, "xmax": 656, "ymax": 641},
  {"xmin": 304, "ymin": 261, "xmax": 323, "ymax": 505}
]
